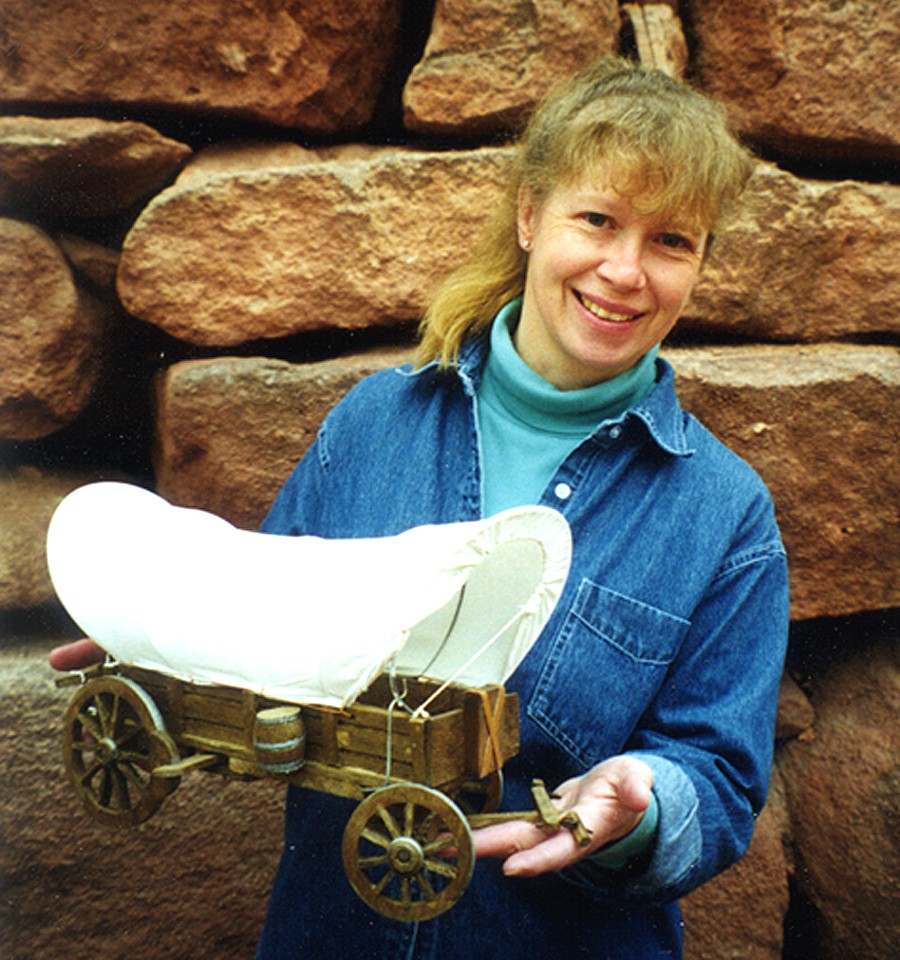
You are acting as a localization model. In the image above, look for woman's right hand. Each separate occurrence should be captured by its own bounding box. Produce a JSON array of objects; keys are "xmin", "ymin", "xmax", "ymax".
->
[{"xmin": 49, "ymin": 638, "xmax": 106, "ymax": 671}]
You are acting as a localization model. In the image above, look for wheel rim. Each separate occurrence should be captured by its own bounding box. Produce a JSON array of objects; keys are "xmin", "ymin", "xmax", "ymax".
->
[
  {"xmin": 63, "ymin": 676, "xmax": 178, "ymax": 828},
  {"xmin": 342, "ymin": 783, "xmax": 474, "ymax": 922}
]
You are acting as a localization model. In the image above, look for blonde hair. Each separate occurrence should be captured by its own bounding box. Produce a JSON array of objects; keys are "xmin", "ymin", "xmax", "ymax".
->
[{"xmin": 416, "ymin": 56, "xmax": 754, "ymax": 368}]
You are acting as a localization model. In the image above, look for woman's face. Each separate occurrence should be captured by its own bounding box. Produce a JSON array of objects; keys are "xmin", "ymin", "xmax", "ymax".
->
[{"xmin": 515, "ymin": 173, "xmax": 708, "ymax": 390}]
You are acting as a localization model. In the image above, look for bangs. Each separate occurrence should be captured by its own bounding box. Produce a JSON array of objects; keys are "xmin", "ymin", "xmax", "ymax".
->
[{"xmin": 525, "ymin": 83, "xmax": 753, "ymax": 234}]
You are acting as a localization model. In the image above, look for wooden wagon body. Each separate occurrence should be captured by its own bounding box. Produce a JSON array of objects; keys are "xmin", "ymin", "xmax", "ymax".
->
[{"xmin": 59, "ymin": 660, "xmax": 524, "ymax": 921}]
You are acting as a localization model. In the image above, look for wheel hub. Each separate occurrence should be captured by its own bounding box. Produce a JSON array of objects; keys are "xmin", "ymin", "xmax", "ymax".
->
[
  {"xmin": 96, "ymin": 737, "xmax": 119, "ymax": 765},
  {"xmin": 387, "ymin": 836, "xmax": 425, "ymax": 875}
]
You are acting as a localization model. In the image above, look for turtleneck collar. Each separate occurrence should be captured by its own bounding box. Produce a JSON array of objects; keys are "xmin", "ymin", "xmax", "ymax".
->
[{"xmin": 482, "ymin": 298, "xmax": 660, "ymax": 437}]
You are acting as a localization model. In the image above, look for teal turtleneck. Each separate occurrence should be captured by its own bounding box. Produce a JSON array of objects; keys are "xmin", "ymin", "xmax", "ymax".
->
[{"xmin": 477, "ymin": 298, "xmax": 659, "ymax": 517}]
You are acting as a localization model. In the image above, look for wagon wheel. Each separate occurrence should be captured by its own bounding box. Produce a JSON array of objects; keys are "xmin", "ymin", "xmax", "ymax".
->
[
  {"xmin": 63, "ymin": 676, "xmax": 180, "ymax": 828},
  {"xmin": 342, "ymin": 783, "xmax": 475, "ymax": 922},
  {"xmin": 456, "ymin": 771, "xmax": 504, "ymax": 815}
]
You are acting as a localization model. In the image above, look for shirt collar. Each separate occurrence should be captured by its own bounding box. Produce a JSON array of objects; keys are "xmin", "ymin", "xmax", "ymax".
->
[{"xmin": 403, "ymin": 316, "xmax": 694, "ymax": 458}]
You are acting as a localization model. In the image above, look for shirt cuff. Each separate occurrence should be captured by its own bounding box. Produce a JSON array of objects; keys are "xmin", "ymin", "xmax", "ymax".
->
[{"xmin": 588, "ymin": 791, "xmax": 659, "ymax": 871}]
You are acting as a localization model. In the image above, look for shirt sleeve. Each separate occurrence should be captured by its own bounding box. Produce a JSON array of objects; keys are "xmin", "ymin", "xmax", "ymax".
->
[{"xmin": 563, "ymin": 540, "xmax": 789, "ymax": 906}]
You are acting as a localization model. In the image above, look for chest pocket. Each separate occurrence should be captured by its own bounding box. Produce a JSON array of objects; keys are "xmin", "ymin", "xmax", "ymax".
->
[{"xmin": 527, "ymin": 579, "xmax": 691, "ymax": 768}]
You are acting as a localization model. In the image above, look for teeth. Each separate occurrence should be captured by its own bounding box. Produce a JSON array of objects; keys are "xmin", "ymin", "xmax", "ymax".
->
[{"xmin": 577, "ymin": 293, "xmax": 635, "ymax": 323}]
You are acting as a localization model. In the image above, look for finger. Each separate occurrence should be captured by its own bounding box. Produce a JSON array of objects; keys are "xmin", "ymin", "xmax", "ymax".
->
[
  {"xmin": 48, "ymin": 638, "xmax": 105, "ymax": 671},
  {"xmin": 618, "ymin": 772, "xmax": 653, "ymax": 813},
  {"xmin": 472, "ymin": 821, "xmax": 548, "ymax": 860},
  {"xmin": 502, "ymin": 828, "xmax": 582, "ymax": 877}
]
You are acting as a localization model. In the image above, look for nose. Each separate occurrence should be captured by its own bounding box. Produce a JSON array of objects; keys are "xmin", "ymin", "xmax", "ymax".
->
[{"xmin": 597, "ymin": 235, "xmax": 647, "ymax": 290}]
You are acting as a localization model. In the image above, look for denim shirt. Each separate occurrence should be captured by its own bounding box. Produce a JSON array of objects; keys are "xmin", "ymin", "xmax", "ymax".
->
[{"xmin": 256, "ymin": 333, "xmax": 789, "ymax": 960}]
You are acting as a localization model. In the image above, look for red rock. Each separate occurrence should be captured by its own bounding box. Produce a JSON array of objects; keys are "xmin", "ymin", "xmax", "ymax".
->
[
  {"xmin": 778, "ymin": 629, "xmax": 899, "ymax": 960},
  {"xmin": 671, "ymin": 343, "xmax": 899, "ymax": 620},
  {"xmin": 402, "ymin": 0, "xmax": 620, "ymax": 136},
  {"xmin": 117, "ymin": 144, "xmax": 511, "ymax": 346},
  {"xmin": 775, "ymin": 674, "xmax": 815, "ymax": 742},
  {"xmin": 685, "ymin": 164, "xmax": 900, "ymax": 343},
  {"xmin": 0, "ymin": 467, "xmax": 123, "ymax": 611},
  {"xmin": 152, "ymin": 342, "xmax": 897, "ymax": 623},
  {"xmin": 0, "ymin": 219, "xmax": 108, "ymax": 440},
  {"xmin": 682, "ymin": 767, "xmax": 790, "ymax": 960},
  {"xmin": 0, "ymin": 0, "xmax": 401, "ymax": 134},
  {"xmin": 691, "ymin": 0, "xmax": 900, "ymax": 161},
  {"xmin": 153, "ymin": 347, "xmax": 414, "ymax": 530},
  {"xmin": 0, "ymin": 116, "xmax": 191, "ymax": 218},
  {"xmin": 0, "ymin": 635, "xmax": 281, "ymax": 960}
]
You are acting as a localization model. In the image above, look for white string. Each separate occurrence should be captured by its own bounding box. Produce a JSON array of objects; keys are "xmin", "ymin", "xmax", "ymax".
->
[{"xmin": 410, "ymin": 605, "xmax": 531, "ymax": 719}]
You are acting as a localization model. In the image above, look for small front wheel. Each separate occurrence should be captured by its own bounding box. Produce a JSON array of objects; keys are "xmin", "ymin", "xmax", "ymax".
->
[{"xmin": 342, "ymin": 783, "xmax": 474, "ymax": 922}]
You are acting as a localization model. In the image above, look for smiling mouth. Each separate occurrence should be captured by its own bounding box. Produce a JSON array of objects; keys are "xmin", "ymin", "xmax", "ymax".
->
[{"xmin": 575, "ymin": 291, "xmax": 641, "ymax": 324}]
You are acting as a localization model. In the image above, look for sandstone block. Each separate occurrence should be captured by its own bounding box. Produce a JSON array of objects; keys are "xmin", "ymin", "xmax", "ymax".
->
[
  {"xmin": 0, "ymin": 117, "xmax": 191, "ymax": 218},
  {"xmin": 153, "ymin": 347, "xmax": 414, "ymax": 531},
  {"xmin": 0, "ymin": 0, "xmax": 400, "ymax": 134},
  {"xmin": 402, "ymin": 0, "xmax": 619, "ymax": 136},
  {"xmin": 775, "ymin": 673, "xmax": 815, "ymax": 742},
  {"xmin": 681, "ymin": 767, "xmax": 790, "ymax": 960},
  {"xmin": 0, "ymin": 219, "xmax": 108, "ymax": 440},
  {"xmin": 778, "ymin": 628, "xmax": 899, "ymax": 960},
  {"xmin": 691, "ymin": 0, "xmax": 900, "ymax": 161},
  {"xmin": 0, "ymin": 467, "xmax": 119, "ymax": 610},
  {"xmin": 670, "ymin": 343, "xmax": 899, "ymax": 620},
  {"xmin": 55, "ymin": 233, "xmax": 120, "ymax": 293},
  {"xmin": 117, "ymin": 144, "xmax": 512, "ymax": 346},
  {"xmin": 685, "ymin": 164, "xmax": 900, "ymax": 342}
]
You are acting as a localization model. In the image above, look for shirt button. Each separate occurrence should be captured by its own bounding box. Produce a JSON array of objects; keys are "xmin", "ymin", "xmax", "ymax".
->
[
  {"xmin": 554, "ymin": 482, "xmax": 572, "ymax": 501},
  {"xmin": 609, "ymin": 425, "xmax": 622, "ymax": 439}
]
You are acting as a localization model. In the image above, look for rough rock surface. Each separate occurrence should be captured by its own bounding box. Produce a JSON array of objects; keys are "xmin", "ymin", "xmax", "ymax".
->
[
  {"xmin": 778, "ymin": 631, "xmax": 899, "ymax": 959},
  {"xmin": 402, "ymin": 0, "xmax": 619, "ymax": 136},
  {"xmin": 0, "ymin": 635, "xmax": 282, "ymax": 960},
  {"xmin": 691, "ymin": 0, "xmax": 900, "ymax": 161},
  {"xmin": 55, "ymin": 233, "xmax": 121, "ymax": 292},
  {"xmin": 0, "ymin": 467, "xmax": 120, "ymax": 610},
  {"xmin": 117, "ymin": 145, "xmax": 895, "ymax": 348},
  {"xmin": 671, "ymin": 343, "xmax": 899, "ymax": 620},
  {"xmin": 0, "ymin": 0, "xmax": 401, "ymax": 133},
  {"xmin": 685, "ymin": 163, "xmax": 900, "ymax": 342},
  {"xmin": 153, "ymin": 346, "xmax": 414, "ymax": 531},
  {"xmin": 775, "ymin": 674, "xmax": 815, "ymax": 742},
  {"xmin": 681, "ymin": 768, "xmax": 790, "ymax": 960},
  {"xmin": 117, "ymin": 144, "xmax": 512, "ymax": 346},
  {"xmin": 0, "ymin": 219, "xmax": 107, "ymax": 440},
  {"xmin": 0, "ymin": 116, "xmax": 191, "ymax": 218}
]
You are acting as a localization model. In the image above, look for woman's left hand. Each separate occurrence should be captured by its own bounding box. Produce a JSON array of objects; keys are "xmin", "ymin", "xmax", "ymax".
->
[{"xmin": 472, "ymin": 755, "xmax": 654, "ymax": 877}]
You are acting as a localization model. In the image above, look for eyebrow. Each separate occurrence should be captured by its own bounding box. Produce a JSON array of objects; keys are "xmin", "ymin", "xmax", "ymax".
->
[{"xmin": 571, "ymin": 186, "xmax": 706, "ymax": 238}]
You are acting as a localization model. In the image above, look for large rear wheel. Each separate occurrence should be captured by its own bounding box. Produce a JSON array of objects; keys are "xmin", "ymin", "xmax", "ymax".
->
[{"xmin": 63, "ymin": 675, "xmax": 179, "ymax": 828}]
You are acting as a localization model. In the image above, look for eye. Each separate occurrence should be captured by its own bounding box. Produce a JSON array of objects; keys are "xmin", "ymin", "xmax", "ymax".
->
[
  {"xmin": 657, "ymin": 232, "xmax": 694, "ymax": 252},
  {"xmin": 582, "ymin": 211, "xmax": 611, "ymax": 229}
]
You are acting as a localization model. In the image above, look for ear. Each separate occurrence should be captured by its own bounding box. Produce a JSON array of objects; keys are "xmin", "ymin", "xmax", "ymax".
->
[{"xmin": 517, "ymin": 185, "xmax": 538, "ymax": 251}]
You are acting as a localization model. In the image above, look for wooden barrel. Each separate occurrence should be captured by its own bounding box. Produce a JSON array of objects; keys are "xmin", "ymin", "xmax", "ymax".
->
[{"xmin": 253, "ymin": 705, "xmax": 306, "ymax": 774}]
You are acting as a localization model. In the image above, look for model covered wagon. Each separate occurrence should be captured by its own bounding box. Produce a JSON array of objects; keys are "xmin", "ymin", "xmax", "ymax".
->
[{"xmin": 48, "ymin": 483, "xmax": 585, "ymax": 921}]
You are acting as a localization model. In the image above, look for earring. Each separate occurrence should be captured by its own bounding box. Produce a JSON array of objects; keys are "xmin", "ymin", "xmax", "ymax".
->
[{"xmin": 521, "ymin": 238, "xmax": 531, "ymax": 250}]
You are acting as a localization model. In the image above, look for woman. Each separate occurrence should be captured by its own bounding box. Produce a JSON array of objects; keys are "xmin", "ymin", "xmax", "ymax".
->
[{"xmin": 54, "ymin": 57, "xmax": 789, "ymax": 959}]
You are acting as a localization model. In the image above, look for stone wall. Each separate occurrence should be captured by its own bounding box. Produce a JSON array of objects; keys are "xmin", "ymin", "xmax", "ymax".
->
[{"xmin": 1, "ymin": 2, "xmax": 897, "ymax": 959}]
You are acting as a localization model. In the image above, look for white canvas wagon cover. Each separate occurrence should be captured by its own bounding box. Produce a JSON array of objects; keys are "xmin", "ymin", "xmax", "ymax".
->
[{"xmin": 47, "ymin": 483, "xmax": 572, "ymax": 708}]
